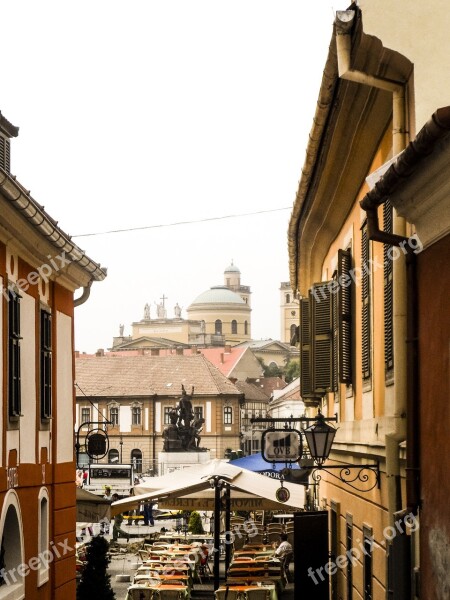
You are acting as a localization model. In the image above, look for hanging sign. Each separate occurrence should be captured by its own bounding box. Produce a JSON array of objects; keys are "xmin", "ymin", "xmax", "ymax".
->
[
  {"xmin": 262, "ymin": 429, "xmax": 302, "ymax": 464},
  {"xmin": 275, "ymin": 486, "xmax": 291, "ymax": 503}
]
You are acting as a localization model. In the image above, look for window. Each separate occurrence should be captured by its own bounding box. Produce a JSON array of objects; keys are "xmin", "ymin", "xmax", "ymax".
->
[
  {"xmin": 224, "ymin": 406, "xmax": 233, "ymax": 424},
  {"xmin": 363, "ymin": 527, "xmax": 373, "ymax": 599},
  {"xmin": 0, "ymin": 491, "xmax": 25, "ymax": 596},
  {"xmin": 81, "ymin": 407, "xmax": 91, "ymax": 424},
  {"xmin": 164, "ymin": 407, "xmax": 173, "ymax": 425},
  {"xmin": 215, "ymin": 319, "xmax": 222, "ymax": 335},
  {"xmin": 8, "ymin": 289, "xmax": 21, "ymax": 420},
  {"xmin": 244, "ymin": 320, "xmax": 248, "ymax": 335},
  {"xmin": 361, "ymin": 222, "xmax": 371, "ymax": 382},
  {"xmin": 110, "ymin": 406, "xmax": 119, "ymax": 426},
  {"xmin": 346, "ymin": 518, "xmax": 353, "ymax": 599},
  {"xmin": 384, "ymin": 200, "xmax": 394, "ymax": 376},
  {"xmin": 337, "ymin": 249, "xmax": 352, "ymax": 385},
  {"xmin": 108, "ymin": 449, "xmax": 119, "ymax": 463},
  {"xmin": 231, "ymin": 320, "xmax": 237, "ymax": 334},
  {"xmin": 131, "ymin": 449, "xmax": 142, "ymax": 473},
  {"xmin": 194, "ymin": 406, "xmax": 203, "ymax": 421},
  {"xmin": 40, "ymin": 309, "xmax": 52, "ymax": 420},
  {"xmin": 132, "ymin": 406, "xmax": 141, "ymax": 425},
  {"xmin": 38, "ymin": 488, "xmax": 50, "ymax": 586},
  {"xmin": 286, "ymin": 293, "xmax": 291, "ymax": 303}
]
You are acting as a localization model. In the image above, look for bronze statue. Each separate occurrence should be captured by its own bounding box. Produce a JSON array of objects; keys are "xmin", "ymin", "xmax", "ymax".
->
[{"xmin": 161, "ymin": 386, "xmax": 206, "ymax": 452}]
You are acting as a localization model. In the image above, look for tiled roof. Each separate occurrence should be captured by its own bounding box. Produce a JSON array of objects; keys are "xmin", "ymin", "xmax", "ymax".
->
[
  {"xmin": 234, "ymin": 381, "xmax": 270, "ymax": 402},
  {"xmin": 199, "ymin": 347, "xmax": 247, "ymax": 376},
  {"xmin": 75, "ymin": 354, "xmax": 240, "ymax": 398}
]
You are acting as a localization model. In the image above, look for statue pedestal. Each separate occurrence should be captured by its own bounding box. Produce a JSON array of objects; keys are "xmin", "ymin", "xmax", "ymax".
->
[{"xmin": 158, "ymin": 451, "xmax": 211, "ymax": 476}]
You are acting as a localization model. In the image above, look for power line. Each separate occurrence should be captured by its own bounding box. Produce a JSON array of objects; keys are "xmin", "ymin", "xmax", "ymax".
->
[{"xmin": 72, "ymin": 206, "xmax": 291, "ymax": 238}]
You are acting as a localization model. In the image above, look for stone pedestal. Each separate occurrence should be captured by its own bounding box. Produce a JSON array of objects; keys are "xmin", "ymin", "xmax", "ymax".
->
[{"xmin": 158, "ymin": 451, "xmax": 211, "ymax": 476}]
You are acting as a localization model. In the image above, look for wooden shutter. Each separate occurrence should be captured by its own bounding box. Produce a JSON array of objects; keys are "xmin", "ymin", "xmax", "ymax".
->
[
  {"xmin": 383, "ymin": 200, "xmax": 394, "ymax": 372},
  {"xmin": 338, "ymin": 249, "xmax": 352, "ymax": 384},
  {"xmin": 361, "ymin": 223, "xmax": 371, "ymax": 380},
  {"xmin": 0, "ymin": 135, "xmax": 11, "ymax": 173},
  {"xmin": 8, "ymin": 289, "xmax": 21, "ymax": 418},
  {"xmin": 310, "ymin": 282, "xmax": 333, "ymax": 393},
  {"xmin": 40, "ymin": 310, "xmax": 52, "ymax": 419},
  {"xmin": 300, "ymin": 298, "xmax": 312, "ymax": 396}
]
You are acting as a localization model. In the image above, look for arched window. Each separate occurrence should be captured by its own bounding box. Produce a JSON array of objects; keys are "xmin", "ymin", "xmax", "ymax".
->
[
  {"xmin": 108, "ymin": 448, "xmax": 119, "ymax": 463},
  {"xmin": 231, "ymin": 320, "xmax": 238, "ymax": 334},
  {"xmin": 286, "ymin": 293, "xmax": 290, "ymax": 303},
  {"xmin": 244, "ymin": 321, "xmax": 248, "ymax": 335},
  {"xmin": 0, "ymin": 490, "xmax": 25, "ymax": 596},
  {"xmin": 215, "ymin": 320, "xmax": 222, "ymax": 335},
  {"xmin": 131, "ymin": 449, "xmax": 143, "ymax": 473},
  {"xmin": 38, "ymin": 488, "xmax": 50, "ymax": 586}
]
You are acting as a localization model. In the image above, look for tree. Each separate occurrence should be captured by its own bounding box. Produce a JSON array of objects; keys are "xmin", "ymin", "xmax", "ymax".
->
[
  {"xmin": 284, "ymin": 359, "xmax": 300, "ymax": 383},
  {"xmin": 76, "ymin": 535, "xmax": 115, "ymax": 600},
  {"xmin": 188, "ymin": 511, "xmax": 205, "ymax": 534}
]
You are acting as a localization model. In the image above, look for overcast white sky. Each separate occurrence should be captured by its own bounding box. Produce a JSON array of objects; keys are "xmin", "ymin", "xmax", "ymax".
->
[{"xmin": 2, "ymin": 1, "xmax": 348, "ymax": 352}]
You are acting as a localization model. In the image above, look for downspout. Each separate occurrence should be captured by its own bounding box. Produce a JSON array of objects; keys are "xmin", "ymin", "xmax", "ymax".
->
[
  {"xmin": 336, "ymin": 9, "xmax": 409, "ymax": 525},
  {"xmin": 73, "ymin": 280, "xmax": 93, "ymax": 307}
]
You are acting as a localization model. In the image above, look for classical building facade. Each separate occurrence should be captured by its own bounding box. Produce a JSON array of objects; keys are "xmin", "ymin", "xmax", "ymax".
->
[
  {"xmin": 0, "ymin": 112, "xmax": 105, "ymax": 599},
  {"xmin": 111, "ymin": 262, "xmax": 251, "ymax": 349},
  {"xmin": 75, "ymin": 354, "xmax": 243, "ymax": 474},
  {"xmin": 288, "ymin": 4, "xmax": 450, "ymax": 599}
]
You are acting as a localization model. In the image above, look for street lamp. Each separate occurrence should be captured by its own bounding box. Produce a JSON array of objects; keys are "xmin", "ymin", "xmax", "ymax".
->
[
  {"xmin": 302, "ymin": 411, "xmax": 379, "ymax": 492},
  {"xmin": 303, "ymin": 411, "xmax": 337, "ymax": 466},
  {"xmin": 119, "ymin": 434, "xmax": 123, "ymax": 464}
]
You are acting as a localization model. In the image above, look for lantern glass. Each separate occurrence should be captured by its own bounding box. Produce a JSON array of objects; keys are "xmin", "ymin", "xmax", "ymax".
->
[{"xmin": 304, "ymin": 416, "xmax": 337, "ymax": 466}]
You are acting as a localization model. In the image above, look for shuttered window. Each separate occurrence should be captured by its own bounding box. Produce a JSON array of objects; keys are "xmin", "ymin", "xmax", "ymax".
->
[
  {"xmin": 300, "ymin": 298, "xmax": 312, "ymax": 397},
  {"xmin": 383, "ymin": 200, "xmax": 394, "ymax": 374},
  {"xmin": 338, "ymin": 249, "xmax": 352, "ymax": 384},
  {"xmin": 40, "ymin": 309, "xmax": 52, "ymax": 420},
  {"xmin": 361, "ymin": 223, "xmax": 371, "ymax": 381},
  {"xmin": 311, "ymin": 283, "xmax": 334, "ymax": 393},
  {"xmin": 8, "ymin": 289, "xmax": 22, "ymax": 419},
  {"xmin": 0, "ymin": 135, "xmax": 11, "ymax": 173}
]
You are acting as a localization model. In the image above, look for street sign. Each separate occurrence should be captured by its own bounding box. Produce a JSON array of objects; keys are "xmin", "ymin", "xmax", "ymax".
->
[{"xmin": 262, "ymin": 429, "xmax": 302, "ymax": 463}]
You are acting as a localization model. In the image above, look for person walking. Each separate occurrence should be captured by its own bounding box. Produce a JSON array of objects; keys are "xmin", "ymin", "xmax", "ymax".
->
[
  {"xmin": 112, "ymin": 495, "xmax": 129, "ymax": 542},
  {"xmin": 143, "ymin": 501, "xmax": 155, "ymax": 526}
]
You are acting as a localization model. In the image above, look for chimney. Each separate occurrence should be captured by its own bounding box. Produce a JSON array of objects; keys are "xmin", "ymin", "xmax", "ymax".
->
[
  {"xmin": 95, "ymin": 348, "xmax": 104, "ymax": 357},
  {"xmin": 220, "ymin": 353, "xmax": 224, "ymax": 364},
  {"xmin": 151, "ymin": 348, "xmax": 160, "ymax": 356},
  {"xmin": 224, "ymin": 344, "xmax": 232, "ymax": 353},
  {"xmin": 176, "ymin": 347, "xmax": 184, "ymax": 355},
  {"xmin": 75, "ymin": 351, "xmax": 80, "ymax": 358},
  {"xmin": 191, "ymin": 347, "xmax": 198, "ymax": 355}
]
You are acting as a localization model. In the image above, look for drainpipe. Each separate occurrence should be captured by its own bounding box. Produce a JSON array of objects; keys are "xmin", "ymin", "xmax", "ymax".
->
[
  {"xmin": 73, "ymin": 280, "xmax": 93, "ymax": 307},
  {"xmin": 336, "ymin": 9, "xmax": 409, "ymax": 525}
]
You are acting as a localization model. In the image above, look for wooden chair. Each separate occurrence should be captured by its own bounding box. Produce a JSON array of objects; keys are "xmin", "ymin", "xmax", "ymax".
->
[
  {"xmin": 214, "ymin": 589, "xmax": 245, "ymax": 600},
  {"xmin": 245, "ymin": 589, "xmax": 270, "ymax": 600}
]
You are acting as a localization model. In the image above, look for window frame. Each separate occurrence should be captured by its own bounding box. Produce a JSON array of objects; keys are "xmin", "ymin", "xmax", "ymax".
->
[
  {"xmin": 223, "ymin": 406, "xmax": 233, "ymax": 425},
  {"xmin": 8, "ymin": 288, "xmax": 22, "ymax": 421},
  {"xmin": 40, "ymin": 309, "xmax": 52, "ymax": 421}
]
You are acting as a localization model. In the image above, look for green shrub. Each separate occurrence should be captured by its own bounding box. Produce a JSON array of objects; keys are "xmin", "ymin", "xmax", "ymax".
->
[{"xmin": 188, "ymin": 510, "xmax": 204, "ymax": 534}]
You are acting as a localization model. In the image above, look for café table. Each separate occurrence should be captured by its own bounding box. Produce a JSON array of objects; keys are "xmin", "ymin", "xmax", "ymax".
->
[
  {"xmin": 127, "ymin": 583, "xmax": 190, "ymax": 599},
  {"xmin": 216, "ymin": 583, "xmax": 278, "ymax": 600}
]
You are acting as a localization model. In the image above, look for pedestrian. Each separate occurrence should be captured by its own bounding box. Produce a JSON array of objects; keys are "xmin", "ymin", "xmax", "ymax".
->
[
  {"xmin": 274, "ymin": 532, "xmax": 294, "ymax": 580},
  {"xmin": 143, "ymin": 501, "xmax": 155, "ymax": 526},
  {"xmin": 82, "ymin": 469, "xmax": 88, "ymax": 486},
  {"xmin": 111, "ymin": 494, "xmax": 129, "ymax": 542},
  {"xmin": 103, "ymin": 486, "xmax": 113, "ymax": 501}
]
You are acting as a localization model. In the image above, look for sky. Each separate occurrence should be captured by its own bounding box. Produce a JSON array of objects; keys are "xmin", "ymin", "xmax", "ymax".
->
[{"xmin": 1, "ymin": 1, "xmax": 349, "ymax": 353}]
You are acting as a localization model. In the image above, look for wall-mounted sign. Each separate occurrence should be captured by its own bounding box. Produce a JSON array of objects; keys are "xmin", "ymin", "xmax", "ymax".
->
[{"xmin": 262, "ymin": 429, "xmax": 302, "ymax": 463}]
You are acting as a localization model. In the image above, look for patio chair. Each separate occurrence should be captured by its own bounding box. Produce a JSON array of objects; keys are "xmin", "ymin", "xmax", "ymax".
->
[
  {"xmin": 155, "ymin": 589, "xmax": 185, "ymax": 600},
  {"xmin": 215, "ymin": 589, "xmax": 245, "ymax": 600},
  {"xmin": 245, "ymin": 589, "xmax": 270, "ymax": 600},
  {"xmin": 128, "ymin": 588, "xmax": 153, "ymax": 600}
]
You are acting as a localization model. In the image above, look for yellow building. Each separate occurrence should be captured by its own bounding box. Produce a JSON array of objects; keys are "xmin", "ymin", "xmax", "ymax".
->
[
  {"xmin": 279, "ymin": 281, "xmax": 299, "ymax": 345},
  {"xmin": 287, "ymin": 3, "xmax": 450, "ymax": 598},
  {"xmin": 187, "ymin": 262, "xmax": 251, "ymax": 345}
]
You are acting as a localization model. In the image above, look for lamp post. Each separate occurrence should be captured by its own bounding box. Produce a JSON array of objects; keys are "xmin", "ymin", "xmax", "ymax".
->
[
  {"xmin": 119, "ymin": 434, "xmax": 123, "ymax": 464},
  {"xmin": 209, "ymin": 476, "xmax": 226, "ymax": 591}
]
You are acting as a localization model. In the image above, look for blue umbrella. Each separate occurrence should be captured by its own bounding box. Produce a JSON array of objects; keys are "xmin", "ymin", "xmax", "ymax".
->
[{"xmin": 228, "ymin": 453, "xmax": 300, "ymax": 481}]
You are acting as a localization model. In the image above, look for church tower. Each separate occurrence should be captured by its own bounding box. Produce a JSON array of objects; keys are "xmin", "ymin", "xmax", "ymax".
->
[
  {"xmin": 280, "ymin": 282, "xmax": 299, "ymax": 345},
  {"xmin": 224, "ymin": 261, "xmax": 251, "ymax": 306}
]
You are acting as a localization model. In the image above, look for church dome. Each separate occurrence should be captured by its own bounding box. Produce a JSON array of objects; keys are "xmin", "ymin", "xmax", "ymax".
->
[
  {"xmin": 224, "ymin": 262, "xmax": 240, "ymax": 274},
  {"xmin": 189, "ymin": 285, "xmax": 246, "ymax": 306}
]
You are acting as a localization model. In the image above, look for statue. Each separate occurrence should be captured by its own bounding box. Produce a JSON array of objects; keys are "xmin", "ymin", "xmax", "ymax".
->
[
  {"xmin": 143, "ymin": 303, "xmax": 151, "ymax": 320},
  {"xmin": 161, "ymin": 386, "xmax": 207, "ymax": 452},
  {"xmin": 119, "ymin": 324, "xmax": 124, "ymax": 336},
  {"xmin": 155, "ymin": 301, "xmax": 167, "ymax": 319},
  {"xmin": 174, "ymin": 303, "xmax": 182, "ymax": 318}
]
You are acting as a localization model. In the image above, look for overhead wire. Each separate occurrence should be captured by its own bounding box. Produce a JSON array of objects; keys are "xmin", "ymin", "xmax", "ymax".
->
[{"xmin": 72, "ymin": 206, "xmax": 291, "ymax": 238}]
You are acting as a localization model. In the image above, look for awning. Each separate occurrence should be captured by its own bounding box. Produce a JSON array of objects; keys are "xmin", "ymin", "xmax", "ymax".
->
[
  {"xmin": 111, "ymin": 459, "xmax": 304, "ymax": 516},
  {"xmin": 76, "ymin": 487, "xmax": 111, "ymax": 522},
  {"xmin": 228, "ymin": 453, "xmax": 299, "ymax": 476}
]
